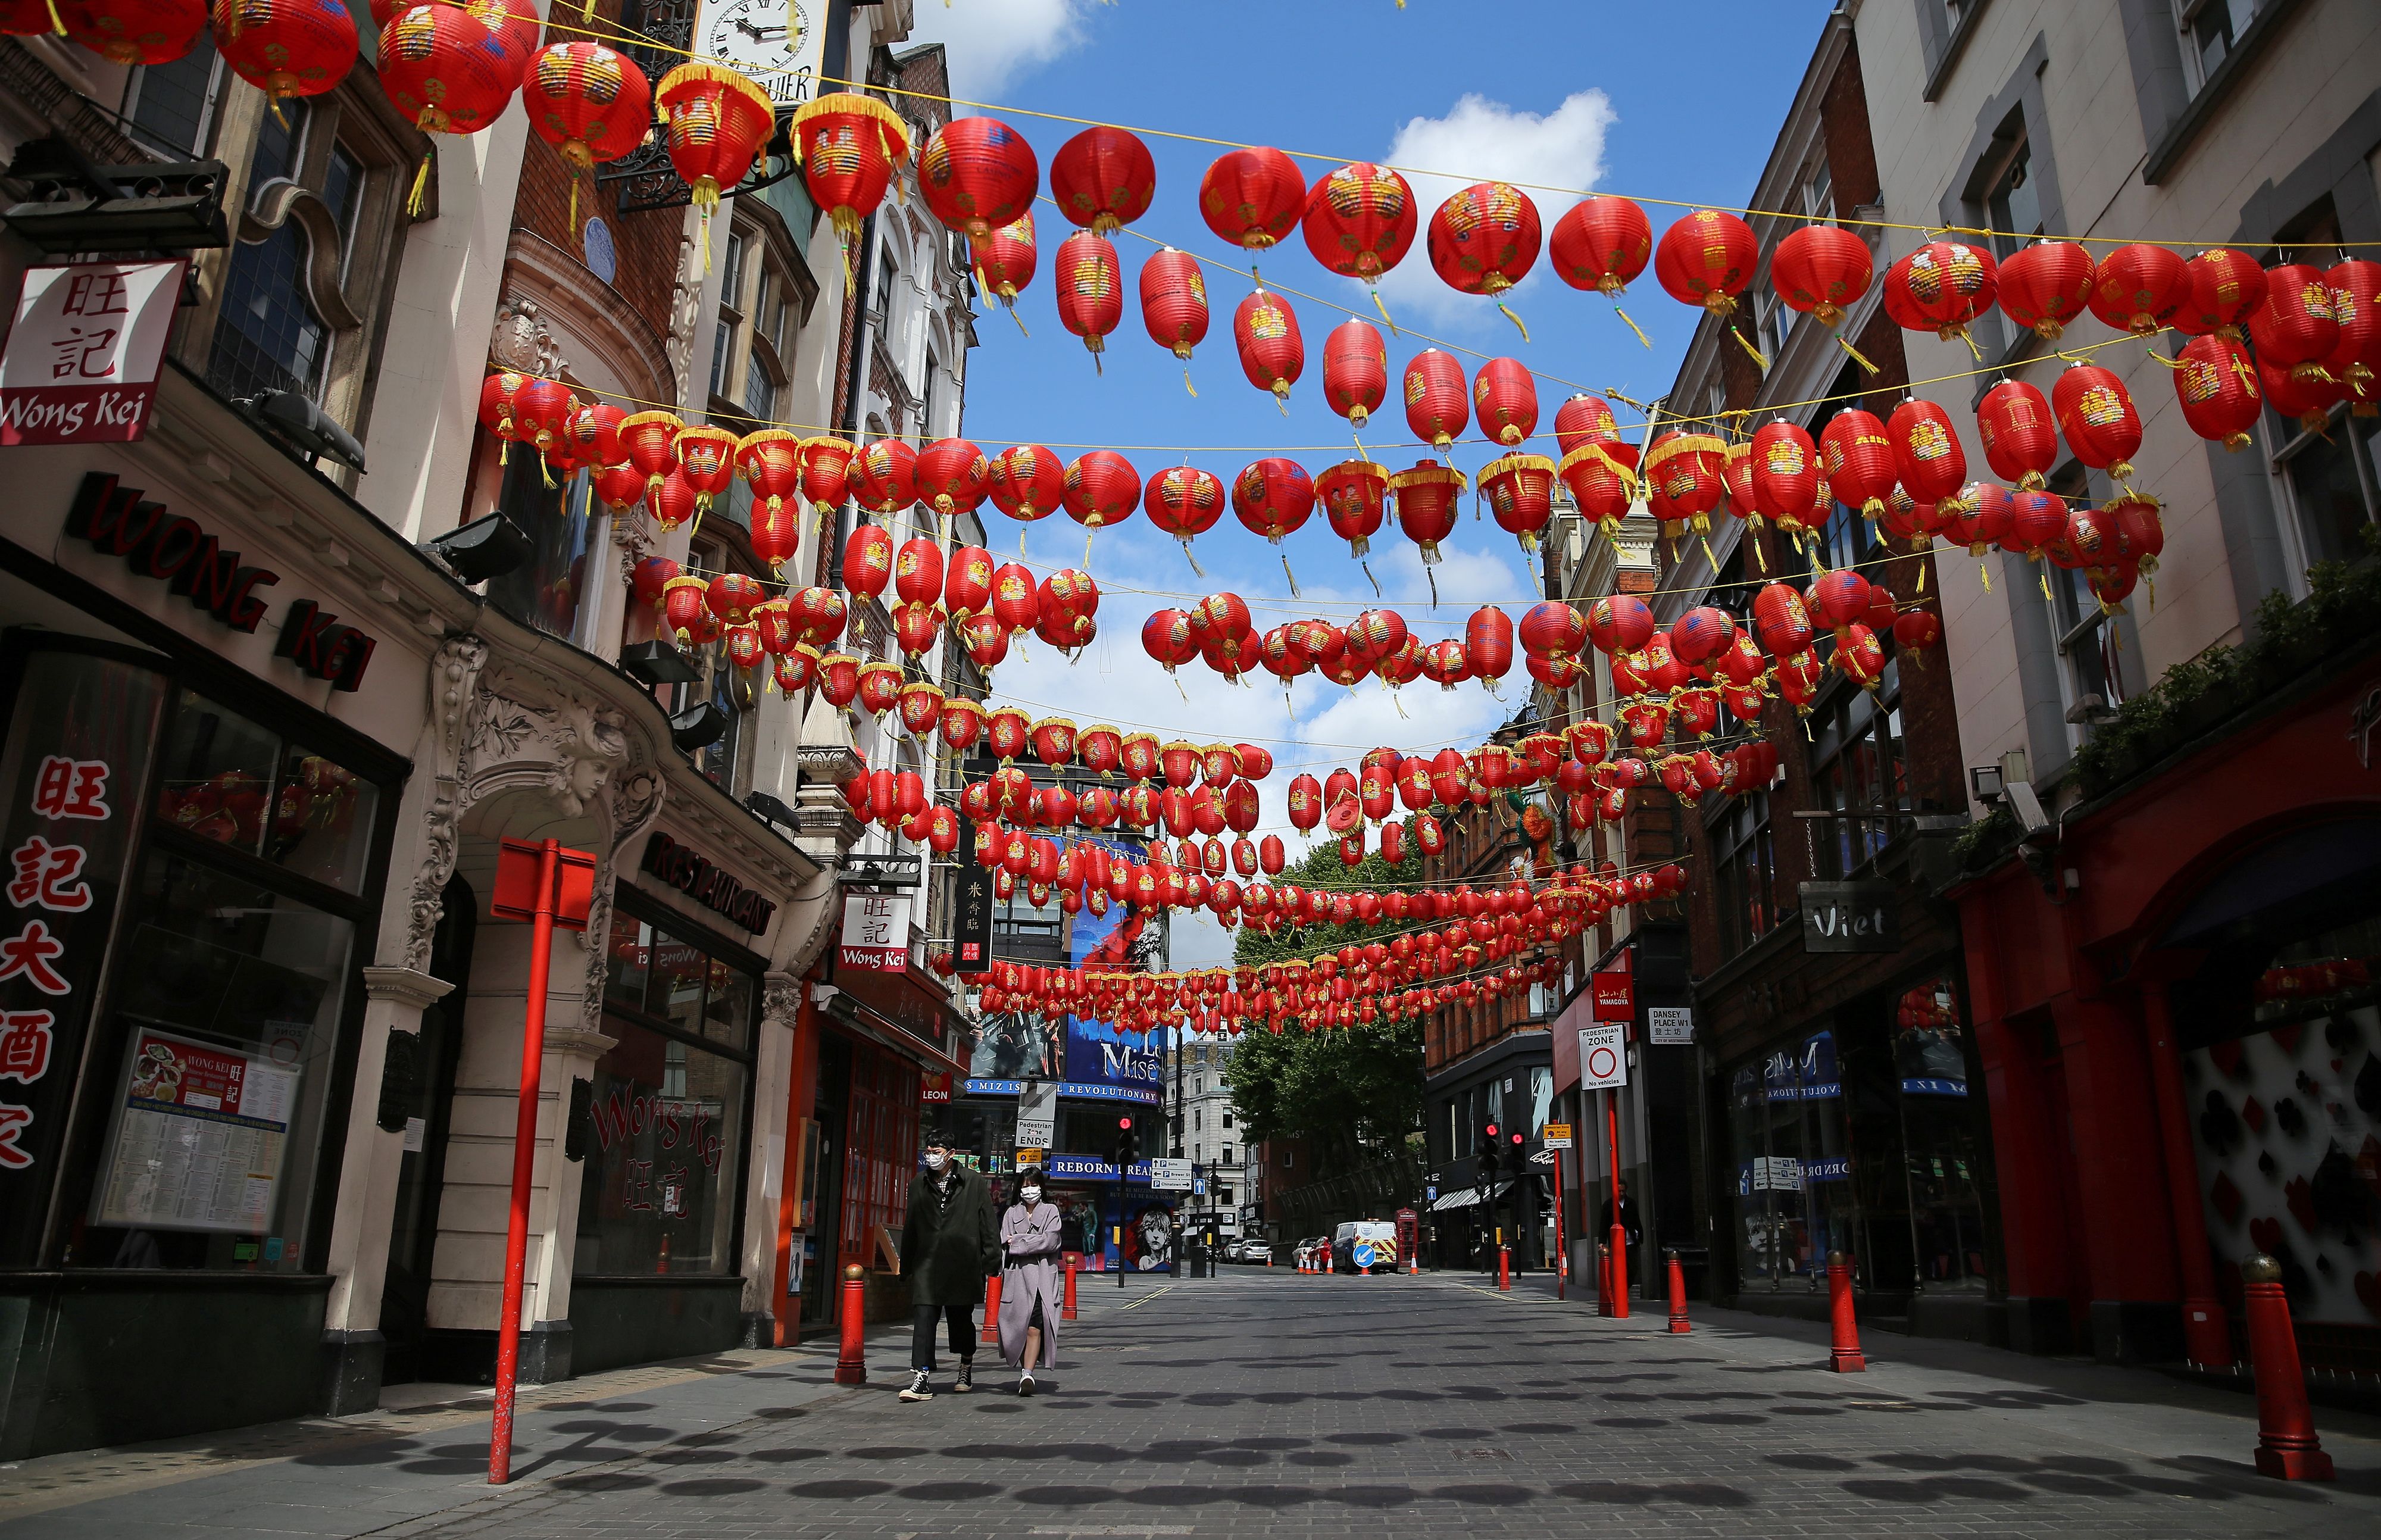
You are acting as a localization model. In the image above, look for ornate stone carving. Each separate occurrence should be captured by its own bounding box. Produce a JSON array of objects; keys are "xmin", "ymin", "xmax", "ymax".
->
[
  {"xmin": 579, "ymin": 763, "xmax": 664, "ymax": 1034},
  {"xmin": 761, "ymin": 972, "xmax": 802, "ymax": 1026},
  {"xmin": 405, "ymin": 635, "xmax": 490, "ymax": 972},
  {"xmin": 611, "ymin": 502, "xmax": 656, "ymax": 587},
  {"xmin": 490, "ymin": 290, "xmax": 567, "ymax": 378},
  {"xmin": 664, "ymin": 224, "xmax": 702, "ymax": 404}
]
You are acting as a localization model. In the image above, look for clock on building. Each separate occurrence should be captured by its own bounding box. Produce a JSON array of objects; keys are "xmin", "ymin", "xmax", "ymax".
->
[{"xmin": 698, "ymin": 0, "xmax": 817, "ymax": 109}]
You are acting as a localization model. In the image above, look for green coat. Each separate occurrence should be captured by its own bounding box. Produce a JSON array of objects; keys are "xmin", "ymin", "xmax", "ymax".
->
[{"xmin": 899, "ymin": 1164, "xmax": 998, "ymax": 1308}]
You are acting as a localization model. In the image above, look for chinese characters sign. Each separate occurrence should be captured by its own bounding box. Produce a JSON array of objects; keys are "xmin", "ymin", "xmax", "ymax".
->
[
  {"xmin": 838, "ymin": 891, "xmax": 908, "ymax": 973},
  {"xmin": 1, "ymin": 260, "xmax": 185, "ymax": 445}
]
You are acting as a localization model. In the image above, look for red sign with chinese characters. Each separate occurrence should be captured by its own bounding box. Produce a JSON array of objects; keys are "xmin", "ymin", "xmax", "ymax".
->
[
  {"xmin": 0, "ymin": 260, "xmax": 185, "ymax": 445},
  {"xmin": 1592, "ymin": 970, "xmax": 1635, "ymax": 1023}
]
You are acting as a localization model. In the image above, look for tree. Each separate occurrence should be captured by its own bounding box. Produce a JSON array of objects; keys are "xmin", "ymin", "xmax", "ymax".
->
[{"xmin": 1223, "ymin": 838, "xmax": 1424, "ymax": 1171}]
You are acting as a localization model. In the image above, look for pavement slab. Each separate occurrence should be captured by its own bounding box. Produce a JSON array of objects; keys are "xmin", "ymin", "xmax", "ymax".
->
[{"xmin": 2, "ymin": 1268, "xmax": 2378, "ymax": 1539}]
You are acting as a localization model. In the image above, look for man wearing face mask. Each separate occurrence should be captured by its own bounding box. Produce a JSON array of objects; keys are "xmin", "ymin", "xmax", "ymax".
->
[
  {"xmin": 896, "ymin": 1130, "xmax": 998, "ymax": 1401},
  {"xmin": 996, "ymin": 1164, "xmax": 1064, "ymax": 1395}
]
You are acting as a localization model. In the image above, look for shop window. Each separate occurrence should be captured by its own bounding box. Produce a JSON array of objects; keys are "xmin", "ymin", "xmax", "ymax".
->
[
  {"xmin": 835, "ymin": 1041, "xmax": 919, "ymax": 1273},
  {"xmin": 581, "ymin": 902, "xmax": 757, "ymax": 1277},
  {"xmin": 1891, "ymin": 975, "xmax": 1989, "ymax": 1288},
  {"xmin": 1805, "ymin": 664, "xmax": 1907, "ymax": 878},
  {"xmin": 1727, "ymin": 1031, "xmax": 1857, "ymax": 1289},
  {"xmin": 484, "ymin": 455, "xmax": 596, "ymax": 643},
  {"xmin": 1711, "ymin": 789, "xmax": 1778, "ymax": 958}
]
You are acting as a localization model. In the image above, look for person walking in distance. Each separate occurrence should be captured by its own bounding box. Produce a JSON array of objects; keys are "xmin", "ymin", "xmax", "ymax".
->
[
  {"xmin": 996, "ymin": 1164, "xmax": 1063, "ymax": 1395},
  {"xmin": 896, "ymin": 1132, "xmax": 997, "ymax": 1402}
]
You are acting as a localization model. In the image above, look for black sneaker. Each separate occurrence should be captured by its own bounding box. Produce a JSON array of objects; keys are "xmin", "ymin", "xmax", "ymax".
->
[
  {"xmin": 1017, "ymin": 1373, "xmax": 1036, "ymax": 1397},
  {"xmin": 899, "ymin": 1370, "xmax": 933, "ymax": 1402},
  {"xmin": 954, "ymin": 1361, "xmax": 974, "ymax": 1394}
]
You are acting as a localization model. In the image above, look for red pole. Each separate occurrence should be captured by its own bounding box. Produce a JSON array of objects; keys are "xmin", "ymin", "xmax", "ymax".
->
[
  {"xmin": 1605, "ymin": 1092, "xmax": 1624, "ymax": 1306},
  {"xmin": 1552, "ymin": 1144, "xmax": 1566, "ymax": 1300},
  {"xmin": 1063, "ymin": 1254, "xmax": 1079, "ymax": 1320},
  {"xmin": 1826, "ymin": 1251, "xmax": 1866, "ymax": 1372},
  {"xmin": 833, "ymin": 1264, "xmax": 868, "ymax": 1385},
  {"xmin": 2142, "ymin": 983, "xmax": 2235, "ymax": 1369},
  {"xmin": 1497, "ymin": 1243, "xmax": 1511, "ymax": 1291},
  {"xmin": 1596, "ymin": 1244, "xmax": 1611, "ymax": 1315},
  {"xmin": 980, "ymin": 1273, "xmax": 1001, "ymax": 1345},
  {"xmin": 1608, "ymin": 1223, "xmax": 1630, "ymax": 1319},
  {"xmin": 1666, "ymin": 1249, "xmax": 1691, "ymax": 1334},
  {"xmin": 489, "ymin": 838, "xmax": 557, "ymax": 1486},
  {"xmin": 2243, "ymin": 1254, "xmax": 2334, "ymax": 1480}
]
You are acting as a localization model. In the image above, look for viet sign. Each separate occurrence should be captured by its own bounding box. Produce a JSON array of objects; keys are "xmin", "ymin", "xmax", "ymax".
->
[
  {"xmin": 1541, "ymin": 1121, "xmax": 1574, "ymax": 1150},
  {"xmin": 1591, "ymin": 970, "xmax": 1635, "ymax": 1022},
  {"xmin": 1800, "ymin": 880, "xmax": 1898, "ymax": 954},
  {"xmin": 1, "ymin": 260, "xmax": 185, "ymax": 445},
  {"xmin": 1647, "ymin": 1007, "xmax": 1695, "ymax": 1045},
  {"xmin": 1577, "ymin": 1024, "xmax": 1627, "ymax": 1091}
]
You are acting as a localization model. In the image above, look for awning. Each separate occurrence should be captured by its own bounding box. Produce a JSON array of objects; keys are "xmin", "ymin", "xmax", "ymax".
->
[{"xmin": 1429, "ymin": 1180, "xmax": 1514, "ymax": 1211}]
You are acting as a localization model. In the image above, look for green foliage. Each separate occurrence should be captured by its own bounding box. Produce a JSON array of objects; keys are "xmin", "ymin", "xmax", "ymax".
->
[
  {"xmin": 2068, "ymin": 549, "xmax": 2381, "ymax": 799},
  {"xmin": 1222, "ymin": 1007, "xmax": 1423, "ymax": 1172}
]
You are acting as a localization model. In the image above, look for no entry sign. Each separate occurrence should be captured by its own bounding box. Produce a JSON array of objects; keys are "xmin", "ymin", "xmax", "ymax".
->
[{"xmin": 1577, "ymin": 1024, "xmax": 1627, "ymax": 1090}]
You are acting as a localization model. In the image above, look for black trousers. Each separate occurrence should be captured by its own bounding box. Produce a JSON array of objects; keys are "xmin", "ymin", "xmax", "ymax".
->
[{"xmin": 911, "ymin": 1301, "xmax": 975, "ymax": 1370}]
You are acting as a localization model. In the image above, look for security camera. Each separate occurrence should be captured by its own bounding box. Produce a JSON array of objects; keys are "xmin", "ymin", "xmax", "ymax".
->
[
  {"xmin": 242, "ymin": 389, "xmax": 367, "ymax": 471},
  {"xmin": 2004, "ymin": 779, "xmax": 2053, "ymax": 844}
]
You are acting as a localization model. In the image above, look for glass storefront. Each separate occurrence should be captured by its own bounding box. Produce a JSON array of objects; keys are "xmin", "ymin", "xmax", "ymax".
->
[
  {"xmin": 1892, "ymin": 975, "xmax": 1989, "ymax": 1289},
  {"xmin": 582, "ymin": 900, "xmax": 757, "ymax": 1277},
  {"xmin": 1729, "ymin": 1029, "xmax": 1858, "ymax": 1288}
]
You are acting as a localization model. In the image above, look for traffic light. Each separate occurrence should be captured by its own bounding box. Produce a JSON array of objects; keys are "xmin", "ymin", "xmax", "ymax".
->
[
  {"xmin": 1478, "ymin": 1120, "xmax": 1501, "ymax": 1180},
  {"xmin": 1114, "ymin": 1114, "xmax": 1140, "ymax": 1170}
]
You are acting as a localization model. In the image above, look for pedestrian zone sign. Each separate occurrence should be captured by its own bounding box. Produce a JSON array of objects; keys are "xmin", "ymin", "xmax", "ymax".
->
[{"xmin": 1578, "ymin": 1025, "xmax": 1627, "ymax": 1090}]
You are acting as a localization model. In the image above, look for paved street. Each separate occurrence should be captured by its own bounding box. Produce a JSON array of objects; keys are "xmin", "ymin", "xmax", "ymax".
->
[{"xmin": 5, "ymin": 1269, "xmax": 2379, "ymax": 1539}]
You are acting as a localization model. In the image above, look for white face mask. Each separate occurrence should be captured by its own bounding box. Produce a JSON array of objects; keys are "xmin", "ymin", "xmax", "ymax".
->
[
  {"xmin": 1020, "ymin": 1186, "xmax": 1042, "ymax": 1203},
  {"xmin": 924, "ymin": 1152, "xmax": 949, "ymax": 1171}
]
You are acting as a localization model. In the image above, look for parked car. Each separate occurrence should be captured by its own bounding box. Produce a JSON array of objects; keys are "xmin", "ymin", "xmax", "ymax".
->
[{"xmin": 1293, "ymin": 1235, "xmax": 1330, "ymax": 1270}]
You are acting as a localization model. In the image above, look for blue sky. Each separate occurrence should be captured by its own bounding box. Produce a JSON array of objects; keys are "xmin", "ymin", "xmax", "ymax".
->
[{"xmin": 902, "ymin": 0, "xmax": 1838, "ymax": 964}]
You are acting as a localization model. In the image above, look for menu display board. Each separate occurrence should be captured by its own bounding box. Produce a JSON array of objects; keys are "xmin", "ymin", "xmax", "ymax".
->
[{"xmin": 93, "ymin": 1029, "xmax": 298, "ymax": 1232}]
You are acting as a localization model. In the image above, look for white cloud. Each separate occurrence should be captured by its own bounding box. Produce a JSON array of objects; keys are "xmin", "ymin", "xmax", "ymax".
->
[
  {"xmin": 1367, "ymin": 90, "xmax": 1617, "ymax": 335},
  {"xmin": 902, "ymin": 0, "xmax": 1096, "ymax": 101}
]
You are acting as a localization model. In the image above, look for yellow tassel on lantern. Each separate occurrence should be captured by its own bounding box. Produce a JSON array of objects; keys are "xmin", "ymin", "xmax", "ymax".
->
[
  {"xmin": 1611, "ymin": 303, "xmax": 1652, "ymax": 349},
  {"xmin": 1836, "ymin": 333, "xmax": 1879, "ymax": 374}
]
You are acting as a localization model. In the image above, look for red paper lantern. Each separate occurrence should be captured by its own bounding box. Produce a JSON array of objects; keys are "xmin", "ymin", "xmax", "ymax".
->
[
  {"xmin": 66, "ymin": 0, "xmax": 204, "ymax": 64},
  {"xmin": 1770, "ymin": 223, "xmax": 1873, "ymax": 326},
  {"xmin": 1302, "ymin": 160, "xmax": 1417, "ymax": 296},
  {"xmin": 736, "ymin": 430, "xmax": 803, "ymax": 572},
  {"xmin": 2249, "ymin": 263, "xmax": 2342, "ymax": 382},
  {"xmin": 893, "ymin": 535, "xmax": 943, "ymax": 607},
  {"xmin": 1143, "ymin": 466, "xmax": 1225, "ymax": 561},
  {"xmin": 972, "ymin": 214, "xmax": 1037, "ymax": 323},
  {"xmin": 1318, "ymin": 459, "xmax": 1388, "ymax": 560},
  {"xmin": 988, "ymin": 443, "xmax": 1065, "ymax": 528},
  {"xmin": 215, "ymin": 0, "xmax": 358, "ymax": 107},
  {"xmin": 1139, "ymin": 247, "xmax": 1210, "ymax": 376},
  {"xmin": 898, "ymin": 680, "xmax": 944, "ymax": 738},
  {"xmin": 1995, "ymin": 240, "xmax": 2096, "ymax": 341},
  {"xmin": 1427, "ymin": 182, "xmax": 1541, "ymax": 314},
  {"xmin": 1466, "ymin": 604, "xmax": 1514, "ymax": 688},
  {"xmin": 797, "ymin": 435, "xmax": 853, "ymax": 511},
  {"xmin": 1748, "ymin": 418, "xmax": 1821, "ymax": 534},
  {"xmin": 915, "ymin": 437, "xmax": 989, "ymax": 529},
  {"xmin": 990, "ymin": 560, "xmax": 1040, "ymax": 635},
  {"xmin": 1479, "ymin": 454, "xmax": 1557, "ymax": 554},
  {"xmin": 1654, "ymin": 208, "xmax": 1758, "ymax": 316},
  {"xmin": 2176, "ymin": 247, "xmax": 2267, "ymax": 340},
  {"xmin": 1049, "ymin": 124, "xmax": 1154, "ymax": 234},
  {"xmin": 2088, "ymin": 242, "xmax": 2191, "ymax": 336},
  {"xmin": 2001, "ymin": 487, "xmax": 2068, "ymax": 566},
  {"xmin": 1324, "ymin": 318, "xmax": 1387, "ymax": 427},
  {"xmin": 1557, "ymin": 441, "xmax": 1636, "ymax": 535},
  {"xmin": 1548, "ymin": 195, "xmax": 1652, "ymax": 296},
  {"xmin": 1473, "ymin": 357, "xmax": 1538, "ymax": 446},
  {"xmin": 1882, "ymin": 239, "xmax": 1998, "ymax": 346},
  {"xmin": 790, "ymin": 586, "xmax": 847, "ymax": 645},
  {"xmin": 1554, "ymin": 394, "xmax": 1621, "ymax": 457},
  {"xmin": 1232, "ymin": 457, "xmax": 1314, "ymax": 544},
  {"xmin": 842, "ymin": 522, "xmax": 892, "ymax": 599},
  {"xmin": 790, "ymin": 92, "xmax": 911, "ymax": 265},
  {"xmin": 919, "ymin": 115, "xmax": 1039, "ymax": 241},
  {"xmin": 1976, "ymin": 379, "xmax": 2058, "ymax": 489},
  {"xmin": 1642, "ymin": 430, "xmax": 1727, "ymax": 542},
  {"xmin": 1389, "ymin": 461, "xmax": 1465, "ymax": 565},
  {"xmin": 1751, "ymin": 583, "xmax": 1814, "ymax": 657},
  {"xmin": 1055, "ymin": 231, "xmax": 1123, "ymax": 365},
  {"xmin": 848, "ymin": 437, "xmax": 919, "ymax": 517},
  {"xmin": 2258, "ymin": 352, "xmax": 2342, "ymax": 434},
  {"xmin": 1403, "ymin": 348, "xmax": 1469, "ymax": 449},
  {"xmin": 1886, "ymin": 398, "xmax": 1967, "ymax": 517},
  {"xmin": 1819, "ymin": 409, "xmax": 1896, "ymax": 519},
  {"xmin": 2171, "ymin": 334, "xmax": 2262, "ymax": 450},
  {"xmin": 377, "ymin": 3, "xmax": 527, "ymax": 138},
  {"xmin": 2324, "ymin": 258, "xmax": 2381, "ymax": 413},
  {"xmin": 1063, "ymin": 449, "xmax": 1140, "ymax": 531},
  {"xmin": 656, "ymin": 63, "xmax": 776, "ymax": 229},
  {"xmin": 2051, "ymin": 363, "xmax": 2143, "ymax": 482},
  {"xmin": 1199, "ymin": 147, "xmax": 1305, "ymax": 252},
  {"xmin": 1142, "ymin": 609, "xmax": 1196, "ymax": 673},
  {"xmin": 1233, "ymin": 286, "xmax": 1305, "ymax": 408}
]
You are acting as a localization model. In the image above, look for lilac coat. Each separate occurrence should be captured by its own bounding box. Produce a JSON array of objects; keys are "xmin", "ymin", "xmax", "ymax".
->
[{"xmin": 997, "ymin": 1200, "xmax": 1063, "ymax": 1368}]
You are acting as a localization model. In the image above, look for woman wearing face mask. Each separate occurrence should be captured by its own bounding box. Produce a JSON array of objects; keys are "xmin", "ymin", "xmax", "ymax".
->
[{"xmin": 995, "ymin": 1165, "xmax": 1063, "ymax": 1395}]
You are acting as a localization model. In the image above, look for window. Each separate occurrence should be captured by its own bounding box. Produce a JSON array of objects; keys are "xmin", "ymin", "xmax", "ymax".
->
[
  {"xmin": 1712, "ymin": 789, "xmax": 1779, "ymax": 958},
  {"xmin": 1194, "ymin": 1074, "xmax": 1204, "ymax": 1095},
  {"xmin": 1282, "ymin": 1149, "xmax": 1292, "ymax": 1169},
  {"xmin": 1221, "ymin": 1111, "xmax": 1233, "ymax": 1128},
  {"xmin": 485, "ymin": 454, "xmax": 596, "ymax": 643},
  {"xmin": 1982, "ymin": 130, "xmax": 2042, "ymax": 263},
  {"xmin": 1728, "ymin": 1035, "xmax": 1857, "ymax": 1289},
  {"xmin": 2267, "ymin": 400, "xmax": 2381, "ymax": 573},
  {"xmin": 1757, "ymin": 286, "xmax": 1792, "ymax": 367},
  {"xmin": 2180, "ymin": 0, "xmax": 2261, "ymax": 95},
  {"xmin": 708, "ymin": 215, "xmax": 804, "ymax": 431},
  {"xmin": 1222, "ymin": 1146, "xmax": 1235, "ymax": 1166},
  {"xmin": 1893, "ymin": 974, "xmax": 1988, "ymax": 1289},
  {"xmin": 125, "ymin": 38, "xmax": 223, "ymax": 156},
  {"xmin": 210, "ymin": 101, "xmax": 330, "ymax": 401},
  {"xmin": 585, "ymin": 902, "xmax": 758, "ymax": 1277},
  {"xmin": 1193, "ymin": 1109, "xmax": 1201, "ymax": 1132},
  {"xmin": 2038, "ymin": 464, "xmax": 2128, "ymax": 741},
  {"xmin": 1800, "ymin": 156, "xmax": 1833, "ymax": 221},
  {"xmin": 1807, "ymin": 662, "xmax": 1907, "ymax": 878}
]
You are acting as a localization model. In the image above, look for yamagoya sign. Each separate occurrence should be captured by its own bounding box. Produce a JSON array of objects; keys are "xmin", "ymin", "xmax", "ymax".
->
[{"xmin": 61, "ymin": 472, "xmax": 377, "ymax": 690}]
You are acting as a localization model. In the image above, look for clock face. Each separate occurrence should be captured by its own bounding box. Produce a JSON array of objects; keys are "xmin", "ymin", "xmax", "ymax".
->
[{"xmin": 699, "ymin": 0, "xmax": 815, "ymax": 107}]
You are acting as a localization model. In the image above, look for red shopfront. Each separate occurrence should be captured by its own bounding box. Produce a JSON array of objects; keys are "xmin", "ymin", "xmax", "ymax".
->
[{"xmin": 1955, "ymin": 644, "xmax": 2381, "ymax": 1373}]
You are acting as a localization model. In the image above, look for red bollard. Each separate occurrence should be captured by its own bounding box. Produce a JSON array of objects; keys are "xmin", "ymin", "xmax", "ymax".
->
[
  {"xmin": 2243, "ymin": 1254, "xmax": 2335, "ymax": 1480},
  {"xmin": 980, "ymin": 1273, "xmax": 1001, "ymax": 1345},
  {"xmin": 1825, "ymin": 1251, "xmax": 1866, "ymax": 1372},
  {"xmin": 1498, "ymin": 1245, "xmax": 1511, "ymax": 1291},
  {"xmin": 1666, "ymin": 1250, "xmax": 1691, "ymax": 1334},
  {"xmin": 1596, "ymin": 1244, "xmax": 1613, "ymax": 1316},
  {"xmin": 1063, "ymin": 1254, "xmax": 1079, "ymax": 1320},
  {"xmin": 833, "ymin": 1264, "xmax": 868, "ymax": 1385},
  {"xmin": 1608, "ymin": 1224, "xmax": 1630, "ymax": 1320}
]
